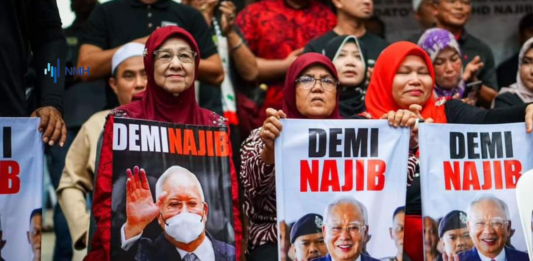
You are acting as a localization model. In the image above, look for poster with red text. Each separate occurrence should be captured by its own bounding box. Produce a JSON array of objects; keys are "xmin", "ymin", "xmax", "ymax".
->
[
  {"xmin": 110, "ymin": 118, "xmax": 235, "ymax": 261},
  {"xmin": 420, "ymin": 123, "xmax": 532, "ymax": 261},
  {"xmin": 0, "ymin": 118, "xmax": 43, "ymax": 261},
  {"xmin": 275, "ymin": 119, "xmax": 410, "ymax": 261}
]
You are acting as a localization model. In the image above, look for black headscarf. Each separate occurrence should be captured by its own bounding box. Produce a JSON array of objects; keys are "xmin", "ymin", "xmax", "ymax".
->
[{"xmin": 323, "ymin": 35, "xmax": 368, "ymax": 118}]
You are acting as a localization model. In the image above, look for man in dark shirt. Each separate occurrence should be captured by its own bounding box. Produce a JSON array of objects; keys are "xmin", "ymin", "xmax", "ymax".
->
[
  {"xmin": 497, "ymin": 13, "xmax": 533, "ymax": 89},
  {"xmin": 0, "ymin": 0, "xmax": 67, "ymax": 147},
  {"xmin": 304, "ymin": 0, "xmax": 388, "ymax": 69},
  {"xmin": 432, "ymin": 0, "xmax": 498, "ymax": 106},
  {"xmin": 406, "ymin": 0, "xmax": 436, "ymax": 43},
  {"xmin": 78, "ymin": 0, "xmax": 224, "ymax": 108}
]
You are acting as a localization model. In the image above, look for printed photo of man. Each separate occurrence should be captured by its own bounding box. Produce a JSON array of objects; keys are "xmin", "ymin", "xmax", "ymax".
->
[
  {"xmin": 27, "ymin": 209, "xmax": 42, "ymax": 261},
  {"xmin": 289, "ymin": 213, "xmax": 327, "ymax": 261},
  {"xmin": 424, "ymin": 216, "xmax": 441, "ymax": 261},
  {"xmin": 435, "ymin": 210, "xmax": 473, "ymax": 261},
  {"xmin": 381, "ymin": 207, "xmax": 411, "ymax": 261},
  {"xmin": 314, "ymin": 195, "xmax": 379, "ymax": 261},
  {"xmin": 120, "ymin": 166, "xmax": 235, "ymax": 260},
  {"xmin": 458, "ymin": 195, "xmax": 529, "ymax": 261}
]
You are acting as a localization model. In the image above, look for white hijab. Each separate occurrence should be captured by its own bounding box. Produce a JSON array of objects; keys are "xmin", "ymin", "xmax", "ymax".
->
[{"xmin": 493, "ymin": 37, "xmax": 533, "ymax": 107}]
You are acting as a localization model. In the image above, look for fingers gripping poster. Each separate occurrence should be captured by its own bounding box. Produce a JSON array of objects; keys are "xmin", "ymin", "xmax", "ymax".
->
[
  {"xmin": 275, "ymin": 119, "xmax": 410, "ymax": 261},
  {"xmin": 0, "ymin": 118, "xmax": 43, "ymax": 261},
  {"xmin": 419, "ymin": 123, "xmax": 533, "ymax": 261},
  {"xmin": 111, "ymin": 118, "xmax": 235, "ymax": 260}
]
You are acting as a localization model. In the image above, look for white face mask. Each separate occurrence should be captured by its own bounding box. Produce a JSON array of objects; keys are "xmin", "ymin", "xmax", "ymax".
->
[{"xmin": 162, "ymin": 211, "xmax": 205, "ymax": 244}]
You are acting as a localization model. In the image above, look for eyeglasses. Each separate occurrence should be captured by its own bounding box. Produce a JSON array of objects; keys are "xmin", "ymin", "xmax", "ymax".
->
[
  {"xmin": 444, "ymin": 0, "xmax": 471, "ymax": 6},
  {"xmin": 154, "ymin": 49, "xmax": 197, "ymax": 64},
  {"xmin": 165, "ymin": 200, "xmax": 205, "ymax": 212},
  {"xmin": 327, "ymin": 222, "xmax": 367, "ymax": 236},
  {"xmin": 472, "ymin": 219, "xmax": 509, "ymax": 231},
  {"xmin": 295, "ymin": 76, "xmax": 337, "ymax": 90}
]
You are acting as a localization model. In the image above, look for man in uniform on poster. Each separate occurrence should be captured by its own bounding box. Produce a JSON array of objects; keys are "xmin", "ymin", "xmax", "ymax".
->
[
  {"xmin": 435, "ymin": 210, "xmax": 473, "ymax": 261},
  {"xmin": 458, "ymin": 195, "xmax": 529, "ymax": 261},
  {"xmin": 290, "ymin": 213, "xmax": 328, "ymax": 261},
  {"xmin": 120, "ymin": 166, "xmax": 235, "ymax": 260},
  {"xmin": 314, "ymin": 196, "xmax": 379, "ymax": 261}
]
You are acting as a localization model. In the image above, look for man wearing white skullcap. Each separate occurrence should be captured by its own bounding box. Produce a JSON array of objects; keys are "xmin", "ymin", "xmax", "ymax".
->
[{"xmin": 56, "ymin": 42, "xmax": 147, "ymax": 250}]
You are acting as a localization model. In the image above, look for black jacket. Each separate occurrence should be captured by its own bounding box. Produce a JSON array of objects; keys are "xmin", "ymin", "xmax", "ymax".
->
[
  {"xmin": 0, "ymin": 0, "xmax": 66, "ymax": 117},
  {"xmin": 122, "ymin": 232, "xmax": 235, "ymax": 261}
]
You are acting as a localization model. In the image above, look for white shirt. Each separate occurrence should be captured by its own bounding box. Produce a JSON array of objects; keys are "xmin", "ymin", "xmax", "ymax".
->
[
  {"xmin": 478, "ymin": 248, "xmax": 506, "ymax": 261},
  {"xmin": 120, "ymin": 224, "xmax": 215, "ymax": 260}
]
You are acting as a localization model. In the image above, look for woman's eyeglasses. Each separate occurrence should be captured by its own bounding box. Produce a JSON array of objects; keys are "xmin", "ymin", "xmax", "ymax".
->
[
  {"xmin": 154, "ymin": 49, "xmax": 197, "ymax": 64},
  {"xmin": 295, "ymin": 76, "xmax": 338, "ymax": 90}
]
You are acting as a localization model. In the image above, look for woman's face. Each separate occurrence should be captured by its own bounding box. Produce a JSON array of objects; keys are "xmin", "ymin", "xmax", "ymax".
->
[
  {"xmin": 433, "ymin": 47, "xmax": 463, "ymax": 90},
  {"xmin": 295, "ymin": 65, "xmax": 338, "ymax": 119},
  {"xmin": 392, "ymin": 55, "xmax": 433, "ymax": 109},
  {"xmin": 154, "ymin": 37, "xmax": 196, "ymax": 95},
  {"xmin": 520, "ymin": 48, "xmax": 533, "ymax": 91},
  {"xmin": 333, "ymin": 42, "xmax": 366, "ymax": 87}
]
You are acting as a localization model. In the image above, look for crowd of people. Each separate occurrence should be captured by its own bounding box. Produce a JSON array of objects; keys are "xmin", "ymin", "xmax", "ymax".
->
[{"xmin": 1, "ymin": 0, "xmax": 533, "ymax": 261}]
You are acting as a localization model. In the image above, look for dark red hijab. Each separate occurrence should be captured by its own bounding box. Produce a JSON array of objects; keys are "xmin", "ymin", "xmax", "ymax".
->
[
  {"xmin": 118, "ymin": 26, "xmax": 216, "ymax": 126},
  {"xmin": 282, "ymin": 53, "xmax": 342, "ymax": 119},
  {"xmin": 365, "ymin": 42, "xmax": 448, "ymax": 123}
]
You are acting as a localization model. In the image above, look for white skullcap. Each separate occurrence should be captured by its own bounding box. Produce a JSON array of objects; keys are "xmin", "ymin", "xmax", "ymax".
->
[
  {"xmin": 413, "ymin": 0, "xmax": 422, "ymax": 12},
  {"xmin": 112, "ymin": 43, "xmax": 145, "ymax": 74}
]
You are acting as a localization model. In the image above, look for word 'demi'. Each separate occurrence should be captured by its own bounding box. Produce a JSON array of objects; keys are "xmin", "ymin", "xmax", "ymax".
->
[{"xmin": 113, "ymin": 123, "xmax": 229, "ymax": 157}]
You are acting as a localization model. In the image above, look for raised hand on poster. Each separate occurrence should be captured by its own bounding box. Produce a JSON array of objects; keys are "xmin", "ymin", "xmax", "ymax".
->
[{"xmin": 124, "ymin": 166, "xmax": 168, "ymax": 240}]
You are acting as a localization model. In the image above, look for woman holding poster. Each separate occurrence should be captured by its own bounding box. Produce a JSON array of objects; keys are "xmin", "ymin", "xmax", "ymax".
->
[
  {"xmin": 85, "ymin": 26, "xmax": 242, "ymax": 261},
  {"xmin": 364, "ymin": 41, "xmax": 533, "ymax": 261},
  {"xmin": 240, "ymin": 53, "xmax": 417, "ymax": 261}
]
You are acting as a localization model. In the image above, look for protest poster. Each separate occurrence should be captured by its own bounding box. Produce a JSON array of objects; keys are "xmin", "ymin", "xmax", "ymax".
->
[
  {"xmin": 420, "ymin": 123, "xmax": 533, "ymax": 260},
  {"xmin": 516, "ymin": 169, "xmax": 533, "ymax": 260},
  {"xmin": 110, "ymin": 117, "xmax": 235, "ymax": 260},
  {"xmin": 0, "ymin": 118, "xmax": 43, "ymax": 261},
  {"xmin": 275, "ymin": 119, "xmax": 410, "ymax": 261}
]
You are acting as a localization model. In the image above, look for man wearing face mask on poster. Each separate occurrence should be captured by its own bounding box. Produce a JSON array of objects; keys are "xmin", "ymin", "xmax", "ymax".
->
[{"xmin": 120, "ymin": 166, "xmax": 235, "ymax": 261}]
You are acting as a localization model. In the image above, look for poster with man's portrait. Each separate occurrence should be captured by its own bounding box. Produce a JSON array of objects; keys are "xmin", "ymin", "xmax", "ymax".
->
[
  {"xmin": 274, "ymin": 119, "xmax": 410, "ymax": 261},
  {"xmin": 0, "ymin": 118, "xmax": 43, "ymax": 261},
  {"xmin": 111, "ymin": 118, "xmax": 235, "ymax": 260},
  {"xmin": 419, "ymin": 123, "xmax": 533, "ymax": 261}
]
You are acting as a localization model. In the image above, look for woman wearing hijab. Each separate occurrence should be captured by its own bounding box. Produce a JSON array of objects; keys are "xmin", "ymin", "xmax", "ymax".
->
[
  {"xmin": 240, "ymin": 53, "xmax": 415, "ymax": 261},
  {"xmin": 494, "ymin": 37, "xmax": 533, "ymax": 108},
  {"xmin": 364, "ymin": 41, "xmax": 533, "ymax": 261},
  {"xmin": 85, "ymin": 27, "xmax": 242, "ymax": 261},
  {"xmin": 323, "ymin": 35, "xmax": 368, "ymax": 118},
  {"xmin": 418, "ymin": 28, "xmax": 485, "ymax": 101}
]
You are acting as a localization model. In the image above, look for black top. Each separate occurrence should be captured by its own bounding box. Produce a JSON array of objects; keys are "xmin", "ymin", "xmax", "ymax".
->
[
  {"xmin": 496, "ymin": 53, "xmax": 519, "ymax": 89},
  {"xmin": 405, "ymin": 99, "xmax": 530, "ymax": 215},
  {"xmin": 457, "ymin": 32, "xmax": 498, "ymax": 90},
  {"xmin": 82, "ymin": 0, "xmax": 218, "ymax": 108},
  {"xmin": 303, "ymin": 31, "xmax": 389, "ymax": 68},
  {"xmin": 0, "ymin": 0, "xmax": 66, "ymax": 117},
  {"xmin": 494, "ymin": 92, "xmax": 525, "ymax": 109},
  {"xmin": 63, "ymin": 23, "xmax": 106, "ymax": 128}
]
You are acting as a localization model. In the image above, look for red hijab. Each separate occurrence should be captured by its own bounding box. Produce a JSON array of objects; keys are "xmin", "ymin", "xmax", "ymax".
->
[
  {"xmin": 118, "ymin": 26, "xmax": 217, "ymax": 126},
  {"xmin": 282, "ymin": 53, "xmax": 342, "ymax": 119},
  {"xmin": 365, "ymin": 41, "xmax": 448, "ymax": 123}
]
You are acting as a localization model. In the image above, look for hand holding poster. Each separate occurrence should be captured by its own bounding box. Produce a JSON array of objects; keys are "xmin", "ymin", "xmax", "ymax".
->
[
  {"xmin": 419, "ymin": 123, "xmax": 532, "ymax": 261},
  {"xmin": 275, "ymin": 119, "xmax": 410, "ymax": 261},
  {"xmin": 111, "ymin": 118, "xmax": 235, "ymax": 261},
  {"xmin": 0, "ymin": 118, "xmax": 43, "ymax": 261}
]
